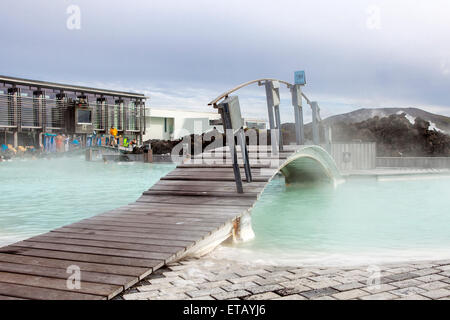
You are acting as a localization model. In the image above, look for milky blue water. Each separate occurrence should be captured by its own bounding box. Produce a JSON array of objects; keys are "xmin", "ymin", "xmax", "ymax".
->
[
  {"xmin": 0, "ymin": 156, "xmax": 175, "ymax": 246},
  {"xmin": 2, "ymin": 156, "xmax": 450, "ymax": 266},
  {"xmin": 217, "ymin": 176, "xmax": 450, "ymax": 266}
]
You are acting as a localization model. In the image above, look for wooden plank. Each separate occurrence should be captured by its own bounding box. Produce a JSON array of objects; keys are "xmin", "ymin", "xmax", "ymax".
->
[
  {"xmin": 153, "ymin": 180, "xmax": 268, "ymax": 187},
  {"xmin": 192, "ymin": 155, "xmax": 290, "ymax": 160},
  {"xmin": 54, "ymin": 227, "xmax": 205, "ymax": 242},
  {"xmin": 150, "ymin": 182, "xmax": 266, "ymax": 192},
  {"xmin": 0, "ymin": 253, "xmax": 148, "ymax": 277},
  {"xmin": 177, "ymin": 163, "xmax": 271, "ymax": 168},
  {"xmin": 136, "ymin": 195, "xmax": 257, "ymax": 206},
  {"xmin": 27, "ymin": 235, "xmax": 185, "ymax": 254},
  {"xmin": 104, "ymin": 209, "xmax": 240, "ymax": 218},
  {"xmin": 44, "ymin": 230, "xmax": 193, "ymax": 248},
  {"xmin": 0, "ymin": 271, "xmax": 121, "ymax": 299},
  {"xmin": 92, "ymin": 214, "xmax": 230, "ymax": 225},
  {"xmin": 0, "ymin": 282, "xmax": 104, "ymax": 300},
  {"xmin": 160, "ymin": 175, "xmax": 270, "ymax": 182},
  {"xmin": 109, "ymin": 207, "xmax": 242, "ymax": 216},
  {"xmin": 128, "ymin": 200, "xmax": 253, "ymax": 208},
  {"xmin": 122, "ymin": 207, "xmax": 245, "ymax": 216},
  {"xmin": 73, "ymin": 219, "xmax": 221, "ymax": 231},
  {"xmin": 127, "ymin": 203, "xmax": 246, "ymax": 213},
  {"xmin": 0, "ymin": 246, "xmax": 163, "ymax": 269},
  {"xmin": 99, "ymin": 211, "xmax": 238, "ymax": 222},
  {"xmin": 165, "ymin": 170, "xmax": 273, "ymax": 177},
  {"xmin": 0, "ymin": 294, "xmax": 26, "ymax": 300},
  {"xmin": 0, "ymin": 261, "xmax": 137, "ymax": 289},
  {"xmin": 185, "ymin": 158, "xmax": 282, "ymax": 164},
  {"xmin": 148, "ymin": 186, "xmax": 264, "ymax": 194},
  {"xmin": 142, "ymin": 190, "xmax": 258, "ymax": 198},
  {"xmin": 88, "ymin": 215, "xmax": 225, "ymax": 226},
  {"xmin": 168, "ymin": 168, "xmax": 268, "ymax": 174},
  {"xmin": 13, "ymin": 241, "xmax": 172, "ymax": 261},
  {"xmin": 57, "ymin": 224, "xmax": 209, "ymax": 240}
]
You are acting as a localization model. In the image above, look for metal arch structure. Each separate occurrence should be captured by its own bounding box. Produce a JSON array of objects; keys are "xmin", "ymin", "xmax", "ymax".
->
[
  {"xmin": 208, "ymin": 77, "xmax": 319, "ymax": 147},
  {"xmin": 208, "ymin": 78, "xmax": 311, "ymax": 107},
  {"xmin": 208, "ymin": 75, "xmax": 327, "ymax": 193}
]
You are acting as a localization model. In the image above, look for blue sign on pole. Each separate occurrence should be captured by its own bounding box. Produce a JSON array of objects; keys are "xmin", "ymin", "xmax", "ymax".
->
[{"xmin": 294, "ymin": 70, "xmax": 306, "ymax": 85}]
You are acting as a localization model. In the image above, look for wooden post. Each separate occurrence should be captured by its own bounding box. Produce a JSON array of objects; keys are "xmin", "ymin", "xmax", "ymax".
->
[
  {"xmin": 85, "ymin": 148, "xmax": 93, "ymax": 161},
  {"xmin": 144, "ymin": 148, "xmax": 153, "ymax": 163}
]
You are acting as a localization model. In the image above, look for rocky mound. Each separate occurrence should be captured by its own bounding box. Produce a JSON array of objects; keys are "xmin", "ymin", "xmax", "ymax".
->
[{"xmin": 328, "ymin": 113, "xmax": 450, "ymax": 156}]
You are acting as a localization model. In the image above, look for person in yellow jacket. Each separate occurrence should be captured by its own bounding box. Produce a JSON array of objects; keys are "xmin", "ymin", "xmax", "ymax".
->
[{"xmin": 109, "ymin": 126, "xmax": 118, "ymax": 146}]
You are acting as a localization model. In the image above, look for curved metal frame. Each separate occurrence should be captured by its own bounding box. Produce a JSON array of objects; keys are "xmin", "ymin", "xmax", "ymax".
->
[
  {"xmin": 278, "ymin": 145, "xmax": 343, "ymax": 186},
  {"xmin": 208, "ymin": 78, "xmax": 311, "ymax": 106}
]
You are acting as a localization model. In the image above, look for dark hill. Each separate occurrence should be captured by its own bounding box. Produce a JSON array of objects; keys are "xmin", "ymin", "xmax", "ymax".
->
[{"xmin": 282, "ymin": 108, "xmax": 450, "ymax": 157}]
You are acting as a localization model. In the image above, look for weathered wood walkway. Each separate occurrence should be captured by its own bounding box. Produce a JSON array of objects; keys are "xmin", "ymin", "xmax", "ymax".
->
[{"xmin": 0, "ymin": 146, "xmax": 299, "ymax": 300}]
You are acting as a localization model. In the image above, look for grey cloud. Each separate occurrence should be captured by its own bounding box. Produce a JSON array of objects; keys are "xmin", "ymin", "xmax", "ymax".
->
[{"xmin": 1, "ymin": 0, "xmax": 450, "ymax": 118}]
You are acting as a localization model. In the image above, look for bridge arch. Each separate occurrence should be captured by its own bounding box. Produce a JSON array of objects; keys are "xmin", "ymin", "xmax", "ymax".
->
[{"xmin": 277, "ymin": 145, "xmax": 343, "ymax": 186}]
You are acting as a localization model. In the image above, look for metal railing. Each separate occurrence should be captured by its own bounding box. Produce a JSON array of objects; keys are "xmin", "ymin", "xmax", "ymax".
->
[
  {"xmin": 0, "ymin": 94, "xmax": 66, "ymax": 130},
  {"xmin": 0, "ymin": 93, "xmax": 144, "ymax": 133},
  {"xmin": 207, "ymin": 76, "xmax": 324, "ymax": 193}
]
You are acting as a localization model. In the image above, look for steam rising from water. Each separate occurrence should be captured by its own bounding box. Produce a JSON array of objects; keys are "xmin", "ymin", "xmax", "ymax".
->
[
  {"xmin": 214, "ymin": 176, "xmax": 450, "ymax": 266},
  {"xmin": 0, "ymin": 156, "xmax": 175, "ymax": 246}
]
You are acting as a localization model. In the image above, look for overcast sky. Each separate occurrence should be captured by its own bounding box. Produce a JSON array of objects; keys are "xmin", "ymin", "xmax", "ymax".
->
[{"xmin": 1, "ymin": 0, "xmax": 450, "ymax": 122}]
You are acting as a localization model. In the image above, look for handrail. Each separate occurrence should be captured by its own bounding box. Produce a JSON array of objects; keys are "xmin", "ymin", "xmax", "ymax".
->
[{"xmin": 208, "ymin": 78, "xmax": 311, "ymax": 106}]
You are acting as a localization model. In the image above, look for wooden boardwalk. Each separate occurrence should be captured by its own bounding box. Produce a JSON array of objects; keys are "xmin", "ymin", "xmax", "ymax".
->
[{"xmin": 0, "ymin": 146, "xmax": 299, "ymax": 300}]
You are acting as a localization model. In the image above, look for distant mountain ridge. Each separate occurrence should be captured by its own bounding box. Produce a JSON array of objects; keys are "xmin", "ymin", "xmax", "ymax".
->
[{"xmin": 320, "ymin": 107, "xmax": 450, "ymax": 133}]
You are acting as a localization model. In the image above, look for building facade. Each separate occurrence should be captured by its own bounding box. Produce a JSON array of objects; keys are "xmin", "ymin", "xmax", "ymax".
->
[
  {"xmin": 143, "ymin": 108, "xmax": 267, "ymax": 141},
  {"xmin": 0, "ymin": 75, "xmax": 146, "ymax": 148},
  {"xmin": 143, "ymin": 108, "xmax": 221, "ymax": 141}
]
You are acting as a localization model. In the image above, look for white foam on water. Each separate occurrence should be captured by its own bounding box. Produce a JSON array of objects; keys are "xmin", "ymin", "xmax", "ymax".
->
[{"xmin": 209, "ymin": 245, "xmax": 450, "ymax": 267}]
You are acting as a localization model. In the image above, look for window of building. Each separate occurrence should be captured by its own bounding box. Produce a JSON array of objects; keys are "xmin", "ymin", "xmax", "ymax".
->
[{"xmin": 77, "ymin": 109, "xmax": 92, "ymax": 124}]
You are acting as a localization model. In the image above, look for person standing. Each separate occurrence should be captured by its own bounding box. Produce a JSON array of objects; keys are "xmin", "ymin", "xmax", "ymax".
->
[
  {"xmin": 109, "ymin": 126, "xmax": 118, "ymax": 146},
  {"xmin": 55, "ymin": 134, "xmax": 63, "ymax": 152}
]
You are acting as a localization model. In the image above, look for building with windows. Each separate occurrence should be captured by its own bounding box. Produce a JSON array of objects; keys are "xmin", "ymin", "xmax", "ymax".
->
[
  {"xmin": 244, "ymin": 118, "xmax": 267, "ymax": 130},
  {"xmin": 143, "ymin": 108, "xmax": 267, "ymax": 141},
  {"xmin": 144, "ymin": 108, "xmax": 221, "ymax": 141},
  {"xmin": 0, "ymin": 75, "xmax": 268, "ymax": 148},
  {"xmin": 0, "ymin": 75, "xmax": 146, "ymax": 148}
]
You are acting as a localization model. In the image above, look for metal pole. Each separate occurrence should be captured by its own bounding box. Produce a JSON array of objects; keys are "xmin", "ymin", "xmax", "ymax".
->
[
  {"xmin": 274, "ymin": 105, "xmax": 283, "ymax": 151},
  {"xmin": 291, "ymin": 84, "xmax": 304, "ymax": 145},
  {"xmin": 237, "ymin": 129, "xmax": 252, "ymax": 183},
  {"xmin": 222, "ymin": 104, "xmax": 243, "ymax": 193},
  {"xmin": 264, "ymin": 81, "xmax": 281, "ymax": 153},
  {"xmin": 139, "ymin": 99, "xmax": 144, "ymax": 143},
  {"xmin": 311, "ymin": 101, "xmax": 320, "ymax": 145},
  {"xmin": 264, "ymin": 82, "xmax": 276, "ymax": 131}
]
